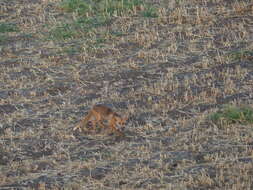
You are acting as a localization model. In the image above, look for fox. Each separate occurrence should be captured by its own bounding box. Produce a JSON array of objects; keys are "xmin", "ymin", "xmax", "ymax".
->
[{"xmin": 73, "ymin": 105, "xmax": 127, "ymax": 135}]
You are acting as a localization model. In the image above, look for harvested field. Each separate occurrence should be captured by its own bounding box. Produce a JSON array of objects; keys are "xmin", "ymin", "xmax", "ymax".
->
[{"xmin": 0, "ymin": 0, "xmax": 253, "ymax": 189}]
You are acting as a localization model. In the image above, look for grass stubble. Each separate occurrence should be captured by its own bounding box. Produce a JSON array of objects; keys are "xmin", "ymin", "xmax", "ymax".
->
[{"xmin": 0, "ymin": 0, "xmax": 253, "ymax": 189}]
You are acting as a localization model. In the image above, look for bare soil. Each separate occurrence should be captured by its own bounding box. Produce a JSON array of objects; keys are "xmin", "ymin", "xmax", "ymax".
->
[{"xmin": 0, "ymin": 0, "xmax": 253, "ymax": 189}]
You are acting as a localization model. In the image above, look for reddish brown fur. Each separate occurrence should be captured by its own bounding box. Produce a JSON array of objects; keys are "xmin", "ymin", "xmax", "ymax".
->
[{"xmin": 74, "ymin": 105, "xmax": 127, "ymax": 135}]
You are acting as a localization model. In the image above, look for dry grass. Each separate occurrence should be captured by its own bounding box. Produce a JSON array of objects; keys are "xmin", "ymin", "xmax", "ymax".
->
[{"xmin": 0, "ymin": 0, "xmax": 253, "ymax": 189}]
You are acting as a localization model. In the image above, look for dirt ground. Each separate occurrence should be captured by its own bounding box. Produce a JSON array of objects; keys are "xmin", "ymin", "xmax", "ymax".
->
[{"xmin": 0, "ymin": 0, "xmax": 253, "ymax": 189}]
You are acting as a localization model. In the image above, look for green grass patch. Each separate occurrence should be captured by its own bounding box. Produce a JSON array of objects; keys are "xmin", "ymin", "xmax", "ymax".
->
[
  {"xmin": 94, "ymin": 37, "xmax": 106, "ymax": 48},
  {"xmin": 60, "ymin": 0, "xmax": 144, "ymax": 16},
  {"xmin": 48, "ymin": 16, "xmax": 110, "ymax": 41},
  {"xmin": 48, "ymin": 23, "xmax": 79, "ymax": 40},
  {"xmin": 76, "ymin": 16, "xmax": 110, "ymax": 28},
  {"xmin": 97, "ymin": 0, "xmax": 143, "ymax": 16},
  {"xmin": 96, "ymin": 37, "xmax": 106, "ymax": 44},
  {"xmin": 110, "ymin": 30, "xmax": 125, "ymax": 37},
  {"xmin": 60, "ymin": 0, "xmax": 90, "ymax": 15},
  {"xmin": 228, "ymin": 49, "xmax": 253, "ymax": 61},
  {"xmin": 0, "ymin": 35, "xmax": 8, "ymax": 45},
  {"xmin": 59, "ymin": 0, "xmax": 157, "ymax": 18},
  {"xmin": 0, "ymin": 23, "xmax": 19, "ymax": 33},
  {"xmin": 62, "ymin": 46, "xmax": 82, "ymax": 55},
  {"xmin": 210, "ymin": 105, "xmax": 253, "ymax": 125},
  {"xmin": 0, "ymin": 23, "xmax": 19, "ymax": 45},
  {"xmin": 141, "ymin": 5, "xmax": 158, "ymax": 18},
  {"xmin": 50, "ymin": 0, "xmax": 157, "ymax": 41}
]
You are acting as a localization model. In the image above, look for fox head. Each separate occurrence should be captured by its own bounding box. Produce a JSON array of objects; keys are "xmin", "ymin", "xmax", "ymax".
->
[
  {"xmin": 117, "ymin": 116, "xmax": 127, "ymax": 125},
  {"xmin": 114, "ymin": 114, "xmax": 128, "ymax": 129}
]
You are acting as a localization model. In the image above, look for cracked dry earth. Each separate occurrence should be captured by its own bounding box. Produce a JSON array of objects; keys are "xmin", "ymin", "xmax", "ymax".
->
[{"xmin": 0, "ymin": 0, "xmax": 253, "ymax": 189}]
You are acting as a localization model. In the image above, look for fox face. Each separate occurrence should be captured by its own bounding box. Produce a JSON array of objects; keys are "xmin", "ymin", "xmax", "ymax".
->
[
  {"xmin": 115, "ymin": 116, "xmax": 128, "ymax": 130},
  {"xmin": 117, "ymin": 117, "xmax": 127, "ymax": 125}
]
